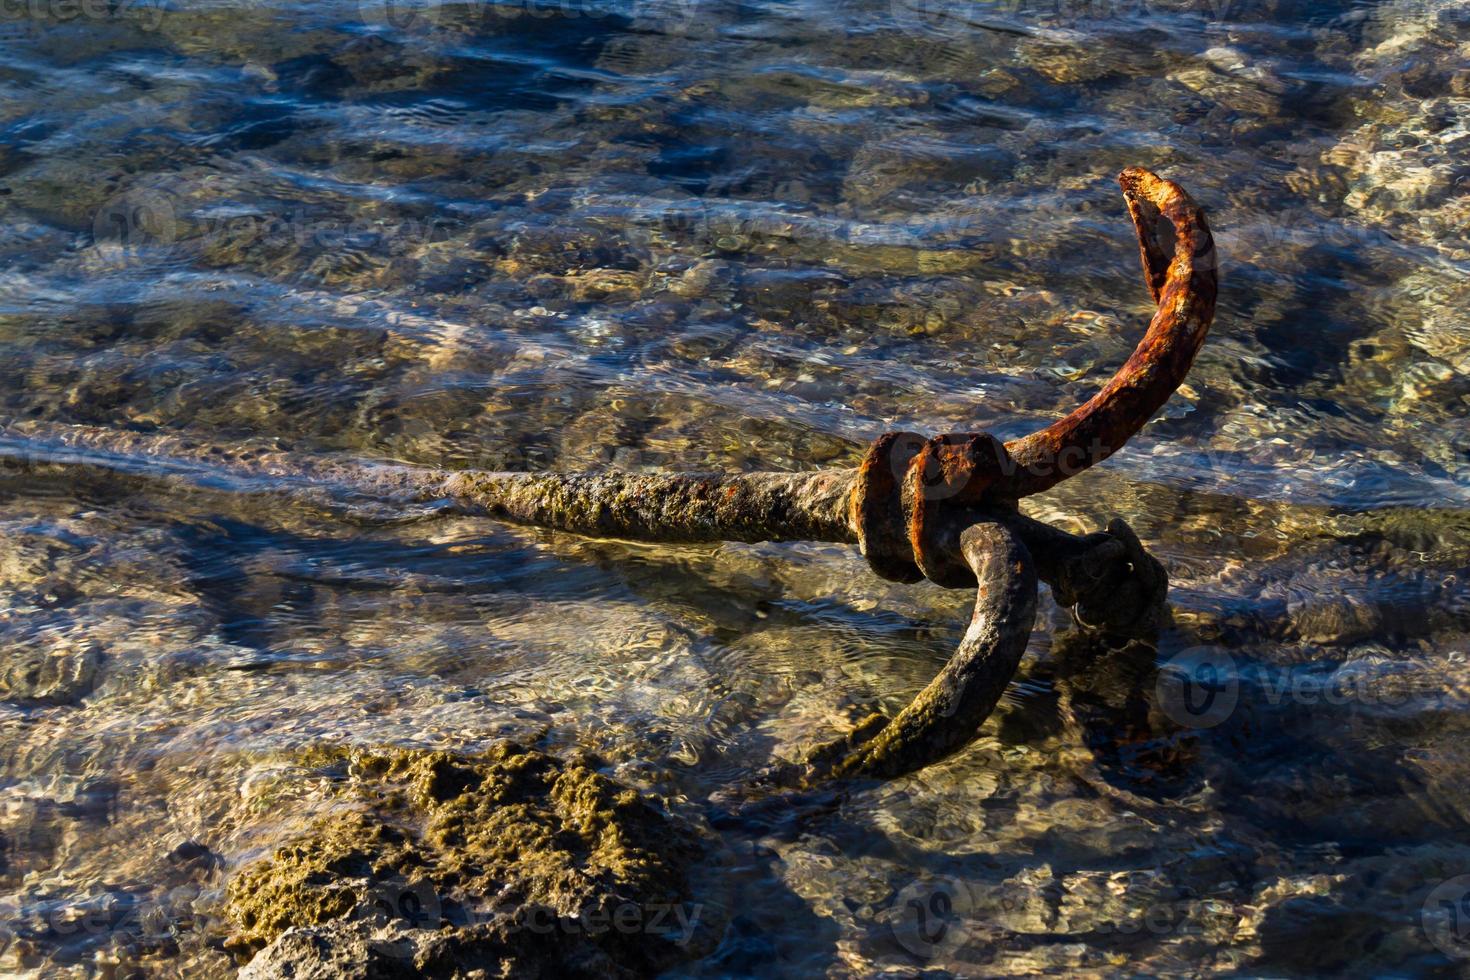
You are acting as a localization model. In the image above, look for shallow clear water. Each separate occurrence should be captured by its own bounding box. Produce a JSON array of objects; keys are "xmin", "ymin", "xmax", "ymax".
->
[{"xmin": 0, "ymin": 0, "xmax": 1467, "ymax": 974}]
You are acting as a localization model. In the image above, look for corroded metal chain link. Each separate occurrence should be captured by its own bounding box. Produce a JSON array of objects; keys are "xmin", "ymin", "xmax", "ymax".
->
[{"xmin": 851, "ymin": 430, "xmax": 1018, "ymax": 588}]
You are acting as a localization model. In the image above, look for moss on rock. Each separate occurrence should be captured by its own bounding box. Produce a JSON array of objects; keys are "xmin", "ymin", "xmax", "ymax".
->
[{"xmin": 225, "ymin": 742, "xmax": 713, "ymax": 978}]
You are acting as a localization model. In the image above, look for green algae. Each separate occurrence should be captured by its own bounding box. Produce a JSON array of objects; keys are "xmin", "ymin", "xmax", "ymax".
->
[{"xmin": 225, "ymin": 742, "xmax": 711, "ymax": 976}]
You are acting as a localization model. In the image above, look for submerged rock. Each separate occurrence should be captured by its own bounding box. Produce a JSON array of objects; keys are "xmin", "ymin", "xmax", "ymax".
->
[
  {"xmin": 0, "ymin": 638, "xmax": 101, "ymax": 707},
  {"xmin": 225, "ymin": 742, "xmax": 716, "ymax": 978}
]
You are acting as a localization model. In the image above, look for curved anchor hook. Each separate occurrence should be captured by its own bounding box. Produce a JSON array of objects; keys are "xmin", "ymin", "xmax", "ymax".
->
[
  {"xmin": 808, "ymin": 521, "xmax": 1038, "ymax": 781},
  {"xmin": 814, "ymin": 168, "xmax": 1218, "ymax": 781}
]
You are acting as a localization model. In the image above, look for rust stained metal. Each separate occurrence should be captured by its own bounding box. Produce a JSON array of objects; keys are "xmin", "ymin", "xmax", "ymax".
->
[
  {"xmin": 1000, "ymin": 167, "xmax": 1219, "ymax": 497},
  {"xmin": 804, "ymin": 167, "xmax": 1218, "ymax": 780},
  {"xmin": 825, "ymin": 521, "xmax": 1039, "ymax": 780},
  {"xmin": 850, "ymin": 431, "xmax": 926, "ymax": 584},
  {"xmin": 906, "ymin": 432, "xmax": 1015, "ymax": 588},
  {"xmin": 847, "ymin": 168, "xmax": 1217, "ymax": 590},
  {"xmin": 0, "ymin": 169, "xmax": 1218, "ymax": 785},
  {"xmin": 451, "ymin": 168, "xmax": 1218, "ymax": 783}
]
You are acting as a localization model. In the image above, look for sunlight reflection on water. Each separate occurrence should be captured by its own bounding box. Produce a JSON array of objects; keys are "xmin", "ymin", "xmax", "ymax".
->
[{"xmin": 0, "ymin": 0, "xmax": 1468, "ymax": 973}]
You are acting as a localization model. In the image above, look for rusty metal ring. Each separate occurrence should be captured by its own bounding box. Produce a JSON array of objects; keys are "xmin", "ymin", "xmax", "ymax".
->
[
  {"xmin": 850, "ymin": 430, "xmax": 926, "ymax": 583},
  {"xmin": 906, "ymin": 432, "xmax": 1015, "ymax": 587}
]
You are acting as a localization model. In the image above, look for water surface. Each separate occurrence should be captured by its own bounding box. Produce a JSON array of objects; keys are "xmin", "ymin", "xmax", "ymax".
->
[{"xmin": 0, "ymin": 0, "xmax": 1468, "ymax": 974}]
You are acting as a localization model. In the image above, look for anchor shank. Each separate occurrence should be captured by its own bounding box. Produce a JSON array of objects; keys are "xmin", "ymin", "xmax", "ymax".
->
[
  {"xmin": 444, "ymin": 467, "xmax": 1160, "ymax": 632},
  {"xmin": 443, "ymin": 469, "xmax": 859, "ymax": 545}
]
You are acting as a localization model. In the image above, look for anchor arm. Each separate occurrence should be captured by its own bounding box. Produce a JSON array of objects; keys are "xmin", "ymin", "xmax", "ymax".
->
[
  {"xmin": 443, "ymin": 465, "xmax": 1163, "ymax": 633},
  {"xmin": 998, "ymin": 168, "xmax": 1219, "ymax": 497},
  {"xmin": 813, "ymin": 521, "xmax": 1039, "ymax": 780}
]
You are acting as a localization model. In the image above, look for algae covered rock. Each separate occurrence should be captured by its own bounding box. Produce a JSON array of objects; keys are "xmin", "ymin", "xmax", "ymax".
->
[{"xmin": 225, "ymin": 742, "xmax": 716, "ymax": 978}]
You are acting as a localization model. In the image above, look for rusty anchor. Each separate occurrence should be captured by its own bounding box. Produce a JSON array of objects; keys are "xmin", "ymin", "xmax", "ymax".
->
[
  {"xmin": 446, "ymin": 167, "xmax": 1219, "ymax": 781},
  {"xmin": 0, "ymin": 168, "xmax": 1217, "ymax": 784}
]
